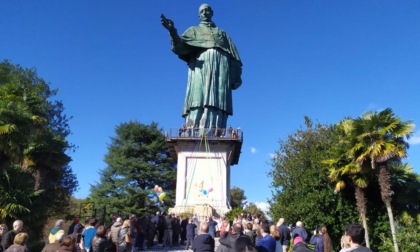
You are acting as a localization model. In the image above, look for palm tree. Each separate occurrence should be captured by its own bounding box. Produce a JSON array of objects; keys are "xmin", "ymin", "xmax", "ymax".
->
[
  {"xmin": 348, "ymin": 108, "xmax": 414, "ymax": 252},
  {"xmin": 325, "ymin": 120, "xmax": 371, "ymax": 248}
]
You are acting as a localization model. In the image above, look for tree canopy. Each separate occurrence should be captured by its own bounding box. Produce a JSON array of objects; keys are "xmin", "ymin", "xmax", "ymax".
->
[
  {"xmin": 89, "ymin": 121, "xmax": 176, "ymax": 217},
  {"xmin": 0, "ymin": 60, "xmax": 78, "ymax": 240},
  {"xmin": 230, "ymin": 186, "xmax": 247, "ymax": 209}
]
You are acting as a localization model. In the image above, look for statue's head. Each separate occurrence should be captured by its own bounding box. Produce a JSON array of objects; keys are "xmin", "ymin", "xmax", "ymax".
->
[{"xmin": 198, "ymin": 4, "xmax": 213, "ymax": 22}]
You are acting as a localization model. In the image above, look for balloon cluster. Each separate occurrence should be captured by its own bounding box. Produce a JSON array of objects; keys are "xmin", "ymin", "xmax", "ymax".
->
[{"xmin": 148, "ymin": 185, "xmax": 167, "ymax": 205}]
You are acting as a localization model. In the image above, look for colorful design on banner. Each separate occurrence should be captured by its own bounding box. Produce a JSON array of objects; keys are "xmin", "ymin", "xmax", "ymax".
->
[{"xmin": 195, "ymin": 180, "xmax": 214, "ymax": 197}]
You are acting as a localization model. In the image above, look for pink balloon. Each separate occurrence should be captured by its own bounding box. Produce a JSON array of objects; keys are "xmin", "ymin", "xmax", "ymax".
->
[{"xmin": 208, "ymin": 188, "xmax": 213, "ymax": 192}]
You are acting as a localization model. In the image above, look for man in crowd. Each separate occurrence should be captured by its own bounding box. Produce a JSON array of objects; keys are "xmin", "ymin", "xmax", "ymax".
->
[
  {"xmin": 344, "ymin": 224, "xmax": 372, "ymax": 252},
  {"xmin": 256, "ymin": 223, "xmax": 276, "ymax": 252},
  {"xmin": 81, "ymin": 217, "xmax": 98, "ymax": 251},
  {"xmin": 277, "ymin": 218, "xmax": 291, "ymax": 252},
  {"xmin": 218, "ymin": 222, "xmax": 252, "ymax": 252},
  {"xmin": 110, "ymin": 217, "xmax": 122, "ymax": 248},
  {"xmin": 292, "ymin": 221, "xmax": 308, "ymax": 242},
  {"xmin": 1, "ymin": 220, "xmax": 23, "ymax": 251},
  {"xmin": 192, "ymin": 223, "xmax": 215, "ymax": 252},
  {"xmin": 207, "ymin": 217, "xmax": 218, "ymax": 238}
]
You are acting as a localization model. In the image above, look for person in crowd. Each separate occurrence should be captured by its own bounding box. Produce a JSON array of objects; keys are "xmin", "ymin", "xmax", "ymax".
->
[
  {"xmin": 49, "ymin": 219, "xmax": 65, "ymax": 244},
  {"xmin": 244, "ymin": 223, "xmax": 256, "ymax": 247},
  {"xmin": 291, "ymin": 237, "xmax": 313, "ymax": 252},
  {"xmin": 309, "ymin": 226, "xmax": 331, "ymax": 252},
  {"xmin": 58, "ymin": 236, "xmax": 76, "ymax": 252},
  {"xmin": 172, "ymin": 216, "xmax": 181, "ymax": 246},
  {"xmin": 207, "ymin": 217, "xmax": 218, "ymax": 238},
  {"xmin": 185, "ymin": 219, "xmax": 197, "ymax": 250},
  {"xmin": 42, "ymin": 233, "xmax": 65, "ymax": 252},
  {"xmin": 146, "ymin": 215, "xmax": 157, "ymax": 249},
  {"xmin": 253, "ymin": 223, "xmax": 262, "ymax": 246},
  {"xmin": 135, "ymin": 214, "xmax": 147, "ymax": 251},
  {"xmin": 339, "ymin": 234, "xmax": 351, "ymax": 252},
  {"xmin": 68, "ymin": 218, "xmax": 80, "ymax": 235},
  {"xmin": 0, "ymin": 224, "xmax": 8, "ymax": 252},
  {"xmin": 157, "ymin": 212, "xmax": 165, "ymax": 245},
  {"xmin": 128, "ymin": 214, "xmax": 137, "ymax": 252},
  {"xmin": 81, "ymin": 218, "xmax": 98, "ymax": 252},
  {"xmin": 180, "ymin": 216, "xmax": 188, "ymax": 245},
  {"xmin": 192, "ymin": 223, "xmax": 215, "ymax": 252},
  {"xmin": 269, "ymin": 225, "xmax": 282, "ymax": 252},
  {"xmin": 276, "ymin": 218, "xmax": 291, "ymax": 252},
  {"xmin": 256, "ymin": 223, "xmax": 276, "ymax": 252},
  {"xmin": 292, "ymin": 221, "xmax": 308, "ymax": 242},
  {"xmin": 92, "ymin": 226, "xmax": 115, "ymax": 252},
  {"xmin": 110, "ymin": 217, "xmax": 122, "ymax": 248},
  {"xmin": 219, "ymin": 217, "xmax": 230, "ymax": 236},
  {"xmin": 118, "ymin": 220, "xmax": 132, "ymax": 252},
  {"xmin": 162, "ymin": 212, "xmax": 173, "ymax": 248},
  {"xmin": 218, "ymin": 222, "xmax": 252, "ymax": 252},
  {"xmin": 343, "ymin": 224, "xmax": 372, "ymax": 252},
  {"xmin": 5, "ymin": 232, "xmax": 28, "ymax": 252},
  {"xmin": 2, "ymin": 220, "xmax": 23, "ymax": 251},
  {"xmin": 108, "ymin": 214, "xmax": 119, "ymax": 229}
]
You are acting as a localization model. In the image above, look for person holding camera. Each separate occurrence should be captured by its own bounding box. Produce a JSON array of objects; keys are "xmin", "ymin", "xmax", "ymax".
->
[{"xmin": 309, "ymin": 226, "xmax": 332, "ymax": 252}]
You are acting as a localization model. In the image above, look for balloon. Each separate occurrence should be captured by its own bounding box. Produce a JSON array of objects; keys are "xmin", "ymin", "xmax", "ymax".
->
[
  {"xmin": 203, "ymin": 190, "xmax": 207, "ymax": 195},
  {"xmin": 158, "ymin": 187, "xmax": 163, "ymax": 192},
  {"xmin": 154, "ymin": 188, "xmax": 158, "ymax": 193},
  {"xmin": 159, "ymin": 192, "xmax": 166, "ymax": 201},
  {"xmin": 208, "ymin": 188, "xmax": 213, "ymax": 192},
  {"xmin": 151, "ymin": 197, "xmax": 157, "ymax": 202}
]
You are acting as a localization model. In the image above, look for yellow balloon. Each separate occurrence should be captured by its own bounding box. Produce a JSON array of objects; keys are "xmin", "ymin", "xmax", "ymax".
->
[{"xmin": 159, "ymin": 192, "xmax": 166, "ymax": 201}]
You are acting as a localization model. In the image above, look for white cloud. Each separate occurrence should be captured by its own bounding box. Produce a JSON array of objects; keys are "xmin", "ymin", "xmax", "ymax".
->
[
  {"xmin": 250, "ymin": 147, "xmax": 257, "ymax": 154},
  {"xmin": 269, "ymin": 153, "xmax": 276, "ymax": 159},
  {"xmin": 408, "ymin": 133, "xmax": 420, "ymax": 145},
  {"xmin": 255, "ymin": 201, "xmax": 270, "ymax": 214}
]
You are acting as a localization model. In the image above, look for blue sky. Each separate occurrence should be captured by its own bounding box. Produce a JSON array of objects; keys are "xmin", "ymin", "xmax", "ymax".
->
[{"xmin": 1, "ymin": 1, "xmax": 419, "ymax": 209}]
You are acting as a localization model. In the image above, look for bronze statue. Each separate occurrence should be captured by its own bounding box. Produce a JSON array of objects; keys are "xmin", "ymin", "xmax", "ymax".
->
[{"xmin": 161, "ymin": 4, "xmax": 242, "ymax": 129}]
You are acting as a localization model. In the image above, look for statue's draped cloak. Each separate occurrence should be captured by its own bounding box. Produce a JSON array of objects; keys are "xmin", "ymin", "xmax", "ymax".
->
[{"xmin": 171, "ymin": 22, "xmax": 242, "ymax": 128}]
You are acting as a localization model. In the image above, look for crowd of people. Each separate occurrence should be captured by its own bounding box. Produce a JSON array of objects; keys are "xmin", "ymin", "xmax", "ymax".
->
[{"xmin": 0, "ymin": 213, "xmax": 371, "ymax": 252}]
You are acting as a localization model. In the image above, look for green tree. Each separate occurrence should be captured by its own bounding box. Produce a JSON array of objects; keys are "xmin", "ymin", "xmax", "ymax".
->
[
  {"xmin": 244, "ymin": 203, "xmax": 267, "ymax": 221},
  {"xmin": 348, "ymin": 109, "xmax": 414, "ymax": 252},
  {"xmin": 269, "ymin": 117, "xmax": 358, "ymax": 249},
  {"xmin": 230, "ymin": 186, "xmax": 247, "ymax": 209},
  {"xmin": 0, "ymin": 60, "xmax": 78, "ymax": 241},
  {"xmin": 90, "ymin": 121, "xmax": 176, "ymax": 216}
]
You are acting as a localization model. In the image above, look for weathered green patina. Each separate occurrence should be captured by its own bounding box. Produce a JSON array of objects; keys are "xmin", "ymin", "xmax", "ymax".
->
[{"xmin": 161, "ymin": 4, "xmax": 242, "ymax": 129}]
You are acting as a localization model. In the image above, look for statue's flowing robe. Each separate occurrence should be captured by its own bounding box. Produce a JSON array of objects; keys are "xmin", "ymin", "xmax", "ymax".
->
[{"xmin": 171, "ymin": 22, "xmax": 242, "ymax": 129}]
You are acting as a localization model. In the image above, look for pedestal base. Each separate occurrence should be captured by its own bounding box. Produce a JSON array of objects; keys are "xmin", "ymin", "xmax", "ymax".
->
[{"xmin": 166, "ymin": 130, "xmax": 242, "ymax": 217}]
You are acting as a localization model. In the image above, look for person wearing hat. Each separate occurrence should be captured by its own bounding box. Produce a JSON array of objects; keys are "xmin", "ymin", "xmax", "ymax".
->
[{"xmin": 292, "ymin": 237, "xmax": 313, "ymax": 252}]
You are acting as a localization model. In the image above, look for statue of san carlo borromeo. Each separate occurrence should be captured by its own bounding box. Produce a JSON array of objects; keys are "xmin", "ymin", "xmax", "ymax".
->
[{"xmin": 161, "ymin": 4, "xmax": 242, "ymax": 129}]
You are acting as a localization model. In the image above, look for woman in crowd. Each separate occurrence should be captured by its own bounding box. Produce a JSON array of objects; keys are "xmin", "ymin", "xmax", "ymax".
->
[
  {"xmin": 118, "ymin": 220, "xmax": 132, "ymax": 252},
  {"xmin": 309, "ymin": 226, "xmax": 332, "ymax": 252},
  {"xmin": 0, "ymin": 224, "xmax": 8, "ymax": 252},
  {"xmin": 270, "ymin": 225, "xmax": 282, "ymax": 252},
  {"xmin": 58, "ymin": 236, "xmax": 76, "ymax": 252},
  {"xmin": 92, "ymin": 226, "xmax": 115, "ymax": 252},
  {"xmin": 5, "ymin": 232, "xmax": 28, "ymax": 252}
]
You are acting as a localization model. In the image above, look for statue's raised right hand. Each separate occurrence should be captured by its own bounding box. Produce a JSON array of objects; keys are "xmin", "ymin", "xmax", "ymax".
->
[{"xmin": 161, "ymin": 14, "xmax": 175, "ymax": 32}]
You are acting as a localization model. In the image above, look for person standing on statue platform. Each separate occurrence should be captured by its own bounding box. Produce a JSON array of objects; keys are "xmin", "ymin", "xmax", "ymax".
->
[{"xmin": 161, "ymin": 4, "xmax": 243, "ymax": 130}]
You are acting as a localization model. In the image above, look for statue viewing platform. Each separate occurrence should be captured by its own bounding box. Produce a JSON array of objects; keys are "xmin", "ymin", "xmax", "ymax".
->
[{"xmin": 165, "ymin": 127, "xmax": 243, "ymax": 165}]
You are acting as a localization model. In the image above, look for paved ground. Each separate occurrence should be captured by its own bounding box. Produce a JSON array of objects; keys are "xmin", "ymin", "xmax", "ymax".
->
[{"xmin": 142, "ymin": 238, "xmax": 220, "ymax": 252}]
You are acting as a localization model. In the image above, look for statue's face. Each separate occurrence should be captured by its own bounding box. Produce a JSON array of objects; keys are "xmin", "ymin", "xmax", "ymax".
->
[{"xmin": 199, "ymin": 5, "xmax": 213, "ymax": 22}]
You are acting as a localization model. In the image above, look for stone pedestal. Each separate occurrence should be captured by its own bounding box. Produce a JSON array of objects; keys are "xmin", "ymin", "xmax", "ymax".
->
[{"xmin": 166, "ymin": 129, "xmax": 242, "ymax": 217}]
